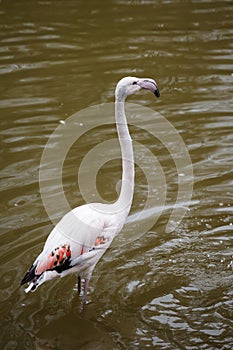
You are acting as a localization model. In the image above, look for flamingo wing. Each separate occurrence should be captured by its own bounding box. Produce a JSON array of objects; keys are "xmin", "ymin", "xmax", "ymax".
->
[
  {"xmin": 21, "ymin": 204, "xmax": 119, "ymax": 293},
  {"xmin": 21, "ymin": 244, "xmax": 72, "ymax": 285}
]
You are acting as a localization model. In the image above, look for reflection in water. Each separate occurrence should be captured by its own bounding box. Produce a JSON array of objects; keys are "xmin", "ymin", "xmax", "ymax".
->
[{"xmin": 0, "ymin": 0, "xmax": 233, "ymax": 349}]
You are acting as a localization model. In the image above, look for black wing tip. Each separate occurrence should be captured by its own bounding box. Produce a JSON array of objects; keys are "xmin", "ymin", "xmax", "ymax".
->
[{"xmin": 21, "ymin": 265, "xmax": 36, "ymax": 285}]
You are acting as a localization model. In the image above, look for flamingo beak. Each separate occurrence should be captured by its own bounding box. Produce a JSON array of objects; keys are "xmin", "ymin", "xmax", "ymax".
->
[{"xmin": 138, "ymin": 79, "xmax": 160, "ymax": 97}]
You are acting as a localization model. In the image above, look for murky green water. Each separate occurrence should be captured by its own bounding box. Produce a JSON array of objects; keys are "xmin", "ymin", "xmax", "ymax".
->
[{"xmin": 1, "ymin": 1, "xmax": 233, "ymax": 349}]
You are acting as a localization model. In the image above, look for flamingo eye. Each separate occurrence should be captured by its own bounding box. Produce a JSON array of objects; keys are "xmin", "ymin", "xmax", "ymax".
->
[{"xmin": 132, "ymin": 81, "xmax": 137, "ymax": 85}]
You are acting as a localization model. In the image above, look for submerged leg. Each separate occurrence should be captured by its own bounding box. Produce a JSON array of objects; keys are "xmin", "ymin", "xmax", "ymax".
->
[
  {"xmin": 77, "ymin": 275, "xmax": 81, "ymax": 295},
  {"xmin": 82, "ymin": 278, "xmax": 90, "ymax": 303}
]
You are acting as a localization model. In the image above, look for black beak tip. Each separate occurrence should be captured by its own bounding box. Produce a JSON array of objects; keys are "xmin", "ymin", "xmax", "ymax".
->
[{"xmin": 154, "ymin": 89, "xmax": 160, "ymax": 98}]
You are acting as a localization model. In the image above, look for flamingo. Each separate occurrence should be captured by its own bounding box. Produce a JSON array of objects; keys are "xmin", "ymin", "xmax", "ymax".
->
[{"xmin": 21, "ymin": 76, "xmax": 160, "ymax": 302}]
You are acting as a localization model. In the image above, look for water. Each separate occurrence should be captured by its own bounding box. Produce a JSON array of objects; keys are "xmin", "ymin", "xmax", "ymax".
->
[{"xmin": 1, "ymin": 1, "xmax": 233, "ymax": 349}]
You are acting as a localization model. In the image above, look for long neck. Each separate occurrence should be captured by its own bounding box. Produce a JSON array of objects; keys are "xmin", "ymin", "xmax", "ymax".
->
[{"xmin": 115, "ymin": 98, "xmax": 135, "ymax": 215}]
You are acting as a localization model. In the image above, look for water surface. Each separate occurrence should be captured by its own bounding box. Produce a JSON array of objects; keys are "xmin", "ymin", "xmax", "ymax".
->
[{"xmin": 0, "ymin": 1, "xmax": 233, "ymax": 349}]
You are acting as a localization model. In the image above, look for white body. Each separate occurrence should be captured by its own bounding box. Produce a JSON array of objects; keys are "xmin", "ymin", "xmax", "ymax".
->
[{"xmin": 21, "ymin": 76, "xmax": 160, "ymax": 297}]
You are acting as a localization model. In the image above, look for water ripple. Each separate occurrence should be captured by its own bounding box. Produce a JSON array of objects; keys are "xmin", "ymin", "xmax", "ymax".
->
[{"xmin": 1, "ymin": 0, "xmax": 233, "ymax": 349}]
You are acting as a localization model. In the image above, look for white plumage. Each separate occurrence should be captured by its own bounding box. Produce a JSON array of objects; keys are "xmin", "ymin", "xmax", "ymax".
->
[{"xmin": 21, "ymin": 76, "xmax": 160, "ymax": 302}]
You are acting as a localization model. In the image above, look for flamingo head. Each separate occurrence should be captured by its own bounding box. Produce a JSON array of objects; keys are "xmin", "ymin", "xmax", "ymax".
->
[{"xmin": 115, "ymin": 76, "xmax": 160, "ymax": 101}]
